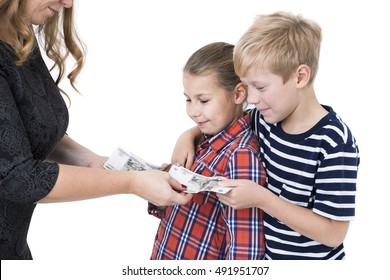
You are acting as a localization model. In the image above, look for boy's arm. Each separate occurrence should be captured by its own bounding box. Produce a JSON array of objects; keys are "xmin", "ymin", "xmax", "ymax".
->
[
  {"xmin": 217, "ymin": 179, "xmax": 349, "ymax": 248},
  {"xmin": 171, "ymin": 126, "xmax": 201, "ymax": 169}
]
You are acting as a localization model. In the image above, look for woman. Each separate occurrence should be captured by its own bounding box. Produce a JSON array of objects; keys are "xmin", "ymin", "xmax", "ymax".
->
[{"xmin": 0, "ymin": 0, "xmax": 191, "ymax": 259}]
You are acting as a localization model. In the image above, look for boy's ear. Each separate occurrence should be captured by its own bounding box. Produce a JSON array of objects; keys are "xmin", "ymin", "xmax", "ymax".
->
[
  {"xmin": 234, "ymin": 82, "xmax": 247, "ymax": 104},
  {"xmin": 296, "ymin": 64, "xmax": 311, "ymax": 88}
]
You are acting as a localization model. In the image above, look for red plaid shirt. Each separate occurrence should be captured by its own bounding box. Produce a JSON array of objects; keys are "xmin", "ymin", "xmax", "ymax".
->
[{"xmin": 149, "ymin": 113, "xmax": 266, "ymax": 259}]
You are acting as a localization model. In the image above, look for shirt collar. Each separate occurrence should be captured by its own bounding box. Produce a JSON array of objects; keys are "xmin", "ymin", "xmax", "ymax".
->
[{"xmin": 198, "ymin": 113, "xmax": 251, "ymax": 153}]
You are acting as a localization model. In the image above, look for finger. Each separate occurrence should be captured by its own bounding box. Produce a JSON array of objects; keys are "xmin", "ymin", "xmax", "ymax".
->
[
  {"xmin": 184, "ymin": 153, "xmax": 194, "ymax": 169},
  {"xmin": 162, "ymin": 163, "xmax": 172, "ymax": 172},
  {"xmin": 217, "ymin": 179, "xmax": 238, "ymax": 187},
  {"xmin": 169, "ymin": 176, "xmax": 187, "ymax": 191},
  {"xmin": 216, "ymin": 193, "xmax": 225, "ymax": 199},
  {"xmin": 216, "ymin": 195, "xmax": 230, "ymax": 206},
  {"xmin": 172, "ymin": 192, "xmax": 193, "ymax": 205}
]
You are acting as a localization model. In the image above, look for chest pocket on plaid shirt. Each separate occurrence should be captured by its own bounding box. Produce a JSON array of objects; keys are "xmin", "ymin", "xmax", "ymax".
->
[{"xmin": 191, "ymin": 162, "xmax": 221, "ymax": 205}]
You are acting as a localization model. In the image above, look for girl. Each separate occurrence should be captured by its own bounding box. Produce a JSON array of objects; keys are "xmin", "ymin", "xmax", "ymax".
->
[{"xmin": 149, "ymin": 42, "xmax": 266, "ymax": 260}]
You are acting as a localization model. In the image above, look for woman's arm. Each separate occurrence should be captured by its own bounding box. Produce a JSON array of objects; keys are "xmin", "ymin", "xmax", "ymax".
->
[
  {"xmin": 38, "ymin": 165, "xmax": 192, "ymax": 206},
  {"xmin": 47, "ymin": 134, "xmax": 106, "ymax": 168},
  {"xmin": 42, "ymin": 135, "xmax": 193, "ymax": 206},
  {"xmin": 0, "ymin": 75, "xmax": 192, "ymax": 208},
  {"xmin": 38, "ymin": 135, "xmax": 195, "ymax": 206}
]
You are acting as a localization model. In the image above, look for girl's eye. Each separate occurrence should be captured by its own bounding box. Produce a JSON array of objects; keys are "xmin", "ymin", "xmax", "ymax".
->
[{"xmin": 200, "ymin": 100, "xmax": 209, "ymax": 104}]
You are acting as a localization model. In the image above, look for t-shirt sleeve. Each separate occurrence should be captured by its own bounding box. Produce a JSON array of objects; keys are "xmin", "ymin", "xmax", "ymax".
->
[{"xmin": 313, "ymin": 142, "xmax": 359, "ymax": 221}]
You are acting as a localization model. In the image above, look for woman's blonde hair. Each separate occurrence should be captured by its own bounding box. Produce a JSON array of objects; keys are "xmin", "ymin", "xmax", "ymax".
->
[{"xmin": 0, "ymin": 0, "xmax": 85, "ymax": 95}]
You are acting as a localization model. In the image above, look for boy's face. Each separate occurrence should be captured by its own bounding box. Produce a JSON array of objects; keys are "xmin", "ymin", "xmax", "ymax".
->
[
  {"xmin": 241, "ymin": 67, "xmax": 300, "ymax": 125},
  {"xmin": 183, "ymin": 73, "xmax": 243, "ymax": 136}
]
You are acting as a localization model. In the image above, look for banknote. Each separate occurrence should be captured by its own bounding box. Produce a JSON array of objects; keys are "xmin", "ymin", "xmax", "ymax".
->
[
  {"xmin": 169, "ymin": 165, "xmax": 232, "ymax": 194},
  {"xmin": 104, "ymin": 147, "xmax": 232, "ymax": 193},
  {"xmin": 104, "ymin": 147, "xmax": 165, "ymax": 171}
]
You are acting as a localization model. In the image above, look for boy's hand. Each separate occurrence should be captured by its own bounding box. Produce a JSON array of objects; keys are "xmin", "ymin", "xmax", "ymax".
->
[
  {"xmin": 216, "ymin": 179, "xmax": 264, "ymax": 209},
  {"xmin": 171, "ymin": 127, "xmax": 200, "ymax": 169}
]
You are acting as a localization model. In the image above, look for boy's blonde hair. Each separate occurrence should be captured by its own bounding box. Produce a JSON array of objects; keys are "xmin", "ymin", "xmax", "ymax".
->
[{"xmin": 234, "ymin": 11, "xmax": 322, "ymax": 85}]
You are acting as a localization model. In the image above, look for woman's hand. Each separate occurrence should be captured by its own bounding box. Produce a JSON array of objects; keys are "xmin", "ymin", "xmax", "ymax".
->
[
  {"xmin": 86, "ymin": 156, "xmax": 108, "ymax": 169},
  {"xmin": 131, "ymin": 170, "xmax": 193, "ymax": 207}
]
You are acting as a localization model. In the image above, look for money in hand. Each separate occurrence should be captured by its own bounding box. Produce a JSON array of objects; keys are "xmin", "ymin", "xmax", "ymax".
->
[
  {"xmin": 169, "ymin": 165, "xmax": 232, "ymax": 194},
  {"xmin": 104, "ymin": 147, "xmax": 165, "ymax": 171},
  {"xmin": 104, "ymin": 148, "xmax": 233, "ymax": 194}
]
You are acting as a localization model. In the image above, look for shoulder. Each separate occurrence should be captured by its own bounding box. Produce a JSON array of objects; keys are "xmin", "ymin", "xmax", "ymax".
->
[
  {"xmin": 0, "ymin": 41, "xmax": 12, "ymax": 60},
  {"xmin": 321, "ymin": 106, "xmax": 358, "ymax": 148},
  {"xmin": 222, "ymin": 131, "xmax": 260, "ymax": 168},
  {"xmin": 0, "ymin": 42, "xmax": 15, "ymax": 75},
  {"xmin": 313, "ymin": 106, "xmax": 359, "ymax": 168},
  {"xmin": 227, "ymin": 114, "xmax": 260, "ymax": 154},
  {"xmin": 0, "ymin": 43, "xmax": 6, "ymax": 71},
  {"xmin": 236, "ymin": 129, "xmax": 260, "ymax": 154}
]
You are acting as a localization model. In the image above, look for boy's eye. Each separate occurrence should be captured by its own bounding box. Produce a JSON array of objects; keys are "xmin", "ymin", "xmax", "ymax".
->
[{"xmin": 253, "ymin": 84, "xmax": 266, "ymax": 91}]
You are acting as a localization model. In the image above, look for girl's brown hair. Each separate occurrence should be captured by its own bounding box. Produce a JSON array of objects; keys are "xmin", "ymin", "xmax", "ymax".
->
[{"xmin": 183, "ymin": 42, "xmax": 241, "ymax": 93}]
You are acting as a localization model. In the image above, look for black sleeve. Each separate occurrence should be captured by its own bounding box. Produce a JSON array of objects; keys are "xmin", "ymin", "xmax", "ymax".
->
[{"xmin": 0, "ymin": 70, "xmax": 59, "ymax": 204}]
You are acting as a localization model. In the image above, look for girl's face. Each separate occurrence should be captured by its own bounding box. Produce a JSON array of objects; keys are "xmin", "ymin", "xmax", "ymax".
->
[
  {"xmin": 183, "ymin": 73, "xmax": 244, "ymax": 136},
  {"xmin": 241, "ymin": 67, "xmax": 300, "ymax": 125},
  {"xmin": 23, "ymin": 0, "xmax": 73, "ymax": 25}
]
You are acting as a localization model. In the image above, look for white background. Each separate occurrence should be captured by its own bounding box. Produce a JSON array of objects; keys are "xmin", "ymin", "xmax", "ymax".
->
[{"xmin": 2, "ymin": 0, "xmax": 389, "ymax": 279}]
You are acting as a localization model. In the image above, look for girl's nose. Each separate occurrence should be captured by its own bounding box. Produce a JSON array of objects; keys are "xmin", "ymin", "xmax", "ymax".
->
[{"xmin": 187, "ymin": 104, "xmax": 201, "ymax": 118}]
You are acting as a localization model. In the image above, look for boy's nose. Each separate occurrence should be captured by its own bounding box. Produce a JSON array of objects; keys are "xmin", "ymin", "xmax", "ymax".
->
[{"xmin": 247, "ymin": 90, "xmax": 260, "ymax": 105}]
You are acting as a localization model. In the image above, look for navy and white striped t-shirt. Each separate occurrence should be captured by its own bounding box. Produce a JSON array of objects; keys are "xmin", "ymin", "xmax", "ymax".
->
[{"xmin": 249, "ymin": 105, "xmax": 359, "ymax": 260}]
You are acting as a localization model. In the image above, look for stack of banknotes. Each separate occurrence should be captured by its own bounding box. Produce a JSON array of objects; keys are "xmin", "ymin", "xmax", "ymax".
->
[{"xmin": 104, "ymin": 147, "xmax": 231, "ymax": 194}]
